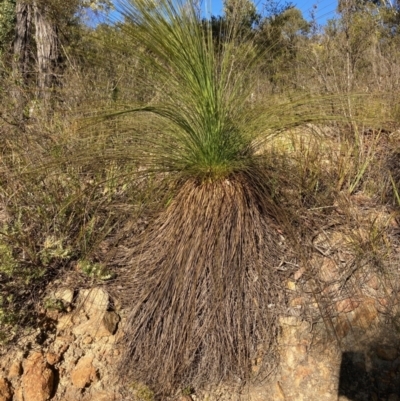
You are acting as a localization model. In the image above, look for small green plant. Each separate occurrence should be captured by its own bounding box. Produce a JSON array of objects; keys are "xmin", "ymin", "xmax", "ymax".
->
[
  {"xmin": 0, "ymin": 294, "xmax": 17, "ymax": 343},
  {"xmin": 130, "ymin": 382, "xmax": 155, "ymax": 401},
  {"xmin": 0, "ymin": 242, "xmax": 18, "ymax": 276},
  {"xmin": 76, "ymin": 259, "xmax": 114, "ymax": 280},
  {"xmin": 40, "ymin": 236, "xmax": 72, "ymax": 266},
  {"xmin": 181, "ymin": 386, "xmax": 194, "ymax": 396},
  {"xmin": 43, "ymin": 297, "xmax": 65, "ymax": 312},
  {"xmin": 390, "ymin": 174, "xmax": 400, "ymax": 206}
]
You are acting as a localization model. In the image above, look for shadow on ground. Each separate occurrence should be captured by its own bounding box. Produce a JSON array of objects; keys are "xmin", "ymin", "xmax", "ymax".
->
[{"xmin": 339, "ymin": 349, "xmax": 400, "ymax": 400}]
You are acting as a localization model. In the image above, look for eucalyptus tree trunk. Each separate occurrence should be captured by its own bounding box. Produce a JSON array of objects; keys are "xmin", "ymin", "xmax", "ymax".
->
[
  {"xmin": 12, "ymin": 1, "xmax": 32, "ymax": 98},
  {"xmin": 33, "ymin": 1, "xmax": 58, "ymax": 100},
  {"xmin": 13, "ymin": 0, "xmax": 59, "ymax": 107}
]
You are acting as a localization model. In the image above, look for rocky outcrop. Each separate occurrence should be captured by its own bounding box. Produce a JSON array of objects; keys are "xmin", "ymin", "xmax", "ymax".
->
[{"xmin": 0, "ymin": 287, "xmax": 122, "ymax": 401}]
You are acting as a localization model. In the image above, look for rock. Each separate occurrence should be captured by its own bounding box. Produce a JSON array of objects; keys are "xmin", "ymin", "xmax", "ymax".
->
[
  {"xmin": 79, "ymin": 288, "xmax": 109, "ymax": 317},
  {"xmin": 322, "ymin": 282, "xmax": 341, "ymax": 298},
  {"xmin": 294, "ymin": 365, "xmax": 313, "ymax": 387},
  {"xmin": 274, "ymin": 382, "xmax": 286, "ymax": 401},
  {"xmin": 100, "ymin": 311, "xmax": 120, "ymax": 336},
  {"xmin": 73, "ymin": 311, "xmax": 120, "ymax": 338},
  {"xmin": 335, "ymin": 316, "xmax": 351, "ymax": 338},
  {"xmin": 51, "ymin": 336, "xmax": 71, "ymax": 364},
  {"xmin": 13, "ymin": 387, "xmax": 23, "ymax": 401},
  {"xmin": 336, "ymin": 298, "xmax": 359, "ymax": 313},
  {"xmin": 7, "ymin": 360, "xmax": 21, "ymax": 379},
  {"xmin": 22, "ymin": 352, "xmax": 54, "ymax": 401},
  {"xmin": 70, "ymin": 288, "xmax": 119, "ymax": 338},
  {"xmin": 46, "ymin": 352, "xmax": 60, "ymax": 366},
  {"xmin": 319, "ymin": 258, "xmax": 339, "ymax": 282},
  {"xmin": 366, "ymin": 275, "xmax": 380, "ymax": 290},
  {"xmin": 0, "ymin": 378, "xmax": 12, "ymax": 401},
  {"xmin": 294, "ymin": 266, "xmax": 306, "ymax": 281},
  {"xmin": 314, "ymin": 230, "xmax": 351, "ymax": 250},
  {"xmin": 82, "ymin": 335, "xmax": 93, "ymax": 345},
  {"xmin": 54, "ymin": 288, "xmax": 74, "ymax": 304},
  {"xmin": 375, "ymin": 297, "xmax": 389, "ymax": 313},
  {"xmin": 57, "ymin": 314, "xmax": 75, "ymax": 332},
  {"xmin": 53, "ymin": 335, "xmax": 74, "ymax": 349},
  {"xmin": 290, "ymin": 297, "xmax": 303, "ymax": 307},
  {"xmin": 83, "ymin": 390, "xmax": 117, "ymax": 401},
  {"xmin": 277, "ymin": 314, "xmax": 342, "ymax": 401},
  {"xmin": 71, "ymin": 355, "xmax": 97, "ymax": 389},
  {"xmin": 176, "ymin": 396, "xmax": 193, "ymax": 401},
  {"xmin": 287, "ymin": 281, "xmax": 296, "ymax": 291},
  {"xmin": 351, "ymin": 298, "xmax": 378, "ymax": 329},
  {"xmin": 63, "ymin": 387, "xmax": 82, "ymax": 401},
  {"xmin": 376, "ymin": 345, "xmax": 398, "ymax": 361}
]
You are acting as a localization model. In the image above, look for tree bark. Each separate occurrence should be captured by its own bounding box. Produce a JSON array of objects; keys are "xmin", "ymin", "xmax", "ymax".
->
[
  {"xmin": 13, "ymin": 0, "xmax": 60, "ymax": 105},
  {"xmin": 33, "ymin": 1, "xmax": 59, "ymax": 100},
  {"xmin": 13, "ymin": 1, "xmax": 32, "ymax": 90}
]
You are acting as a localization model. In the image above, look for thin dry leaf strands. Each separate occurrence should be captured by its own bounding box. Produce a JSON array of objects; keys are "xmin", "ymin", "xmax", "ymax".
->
[{"xmin": 119, "ymin": 175, "xmax": 286, "ymax": 393}]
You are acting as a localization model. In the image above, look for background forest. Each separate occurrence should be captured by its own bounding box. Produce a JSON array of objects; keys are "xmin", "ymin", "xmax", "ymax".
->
[{"xmin": 2, "ymin": 0, "xmax": 400, "ymax": 398}]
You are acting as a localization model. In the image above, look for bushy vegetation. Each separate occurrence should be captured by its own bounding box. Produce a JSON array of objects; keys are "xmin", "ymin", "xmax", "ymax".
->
[{"xmin": 1, "ymin": 0, "xmax": 400, "ymax": 397}]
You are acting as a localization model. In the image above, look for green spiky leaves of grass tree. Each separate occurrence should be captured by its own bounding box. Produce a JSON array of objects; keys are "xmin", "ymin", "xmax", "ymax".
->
[{"xmin": 108, "ymin": 0, "xmax": 270, "ymax": 182}]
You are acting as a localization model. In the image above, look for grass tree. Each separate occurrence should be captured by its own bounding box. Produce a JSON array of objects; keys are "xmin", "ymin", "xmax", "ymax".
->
[{"xmin": 105, "ymin": 0, "xmax": 323, "ymax": 395}]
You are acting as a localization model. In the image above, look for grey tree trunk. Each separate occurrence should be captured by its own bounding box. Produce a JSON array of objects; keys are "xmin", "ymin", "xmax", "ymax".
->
[
  {"xmin": 13, "ymin": 0, "xmax": 60, "ymax": 108},
  {"xmin": 12, "ymin": 1, "xmax": 32, "ymax": 100},
  {"xmin": 33, "ymin": 1, "xmax": 59, "ymax": 100}
]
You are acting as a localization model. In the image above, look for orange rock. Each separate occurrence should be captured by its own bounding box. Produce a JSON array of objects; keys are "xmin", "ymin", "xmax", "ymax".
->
[
  {"xmin": 351, "ymin": 298, "xmax": 378, "ymax": 329},
  {"xmin": 336, "ymin": 298, "xmax": 359, "ymax": 313},
  {"xmin": 290, "ymin": 297, "xmax": 303, "ymax": 307},
  {"xmin": 294, "ymin": 365, "xmax": 313, "ymax": 387},
  {"xmin": 367, "ymin": 275, "xmax": 380, "ymax": 290},
  {"xmin": 7, "ymin": 360, "xmax": 21, "ymax": 379},
  {"xmin": 0, "ymin": 377, "xmax": 12, "ymax": 401},
  {"xmin": 22, "ymin": 352, "xmax": 54, "ymax": 401},
  {"xmin": 46, "ymin": 353, "xmax": 59, "ymax": 366},
  {"xmin": 71, "ymin": 355, "xmax": 97, "ymax": 389},
  {"xmin": 82, "ymin": 335, "xmax": 93, "ymax": 345}
]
